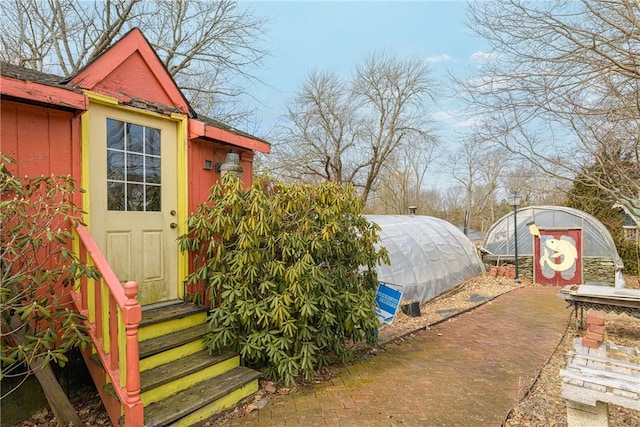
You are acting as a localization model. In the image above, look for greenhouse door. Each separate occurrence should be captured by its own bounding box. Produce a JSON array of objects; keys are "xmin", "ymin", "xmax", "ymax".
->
[{"xmin": 534, "ymin": 229, "xmax": 582, "ymax": 286}]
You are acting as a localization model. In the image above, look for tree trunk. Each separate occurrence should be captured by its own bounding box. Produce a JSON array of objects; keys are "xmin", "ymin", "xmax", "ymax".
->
[{"xmin": 31, "ymin": 359, "xmax": 83, "ymax": 427}]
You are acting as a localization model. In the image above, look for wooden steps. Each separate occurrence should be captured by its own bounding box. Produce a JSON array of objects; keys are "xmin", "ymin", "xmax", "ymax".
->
[
  {"xmin": 140, "ymin": 349, "xmax": 241, "ymax": 406},
  {"xmin": 139, "ymin": 302, "xmax": 208, "ymax": 342},
  {"xmin": 140, "ymin": 350, "xmax": 237, "ymax": 393},
  {"xmin": 90, "ymin": 301, "xmax": 260, "ymax": 426},
  {"xmin": 144, "ymin": 367, "xmax": 261, "ymax": 426},
  {"xmin": 135, "ymin": 302, "xmax": 260, "ymax": 426},
  {"xmin": 139, "ymin": 323, "xmax": 209, "ymax": 359}
]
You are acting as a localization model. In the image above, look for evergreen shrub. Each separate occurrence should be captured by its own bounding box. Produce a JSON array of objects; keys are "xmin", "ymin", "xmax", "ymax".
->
[{"xmin": 179, "ymin": 176, "xmax": 388, "ymax": 385}]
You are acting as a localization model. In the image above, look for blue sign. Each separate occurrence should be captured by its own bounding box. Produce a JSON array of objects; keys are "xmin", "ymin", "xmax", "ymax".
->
[{"xmin": 375, "ymin": 283, "xmax": 402, "ymax": 324}]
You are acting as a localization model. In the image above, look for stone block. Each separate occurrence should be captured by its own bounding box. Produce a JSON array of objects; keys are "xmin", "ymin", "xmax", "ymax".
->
[
  {"xmin": 566, "ymin": 400, "xmax": 609, "ymax": 427},
  {"xmin": 582, "ymin": 337, "xmax": 602, "ymax": 349}
]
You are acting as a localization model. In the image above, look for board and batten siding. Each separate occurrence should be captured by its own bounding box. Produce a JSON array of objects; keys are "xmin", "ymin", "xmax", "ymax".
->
[
  {"xmin": 187, "ymin": 139, "xmax": 254, "ymax": 214},
  {"xmin": 1, "ymin": 100, "xmax": 82, "ymax": 203}
]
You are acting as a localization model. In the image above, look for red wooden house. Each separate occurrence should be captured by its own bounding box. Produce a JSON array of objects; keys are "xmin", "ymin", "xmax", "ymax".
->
[{"xmin": 1, "ymin": 29, "xmax": 270, "ymax": 426}]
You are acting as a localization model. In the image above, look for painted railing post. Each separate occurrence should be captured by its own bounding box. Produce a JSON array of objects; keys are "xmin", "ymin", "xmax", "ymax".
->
[
  {"xmin": 72, "ymin": 225, "xmax": 145, "ymax": 426},
  {"xmin": 122, "ymin": 281, "xmax": 143, "ymax": 426}
]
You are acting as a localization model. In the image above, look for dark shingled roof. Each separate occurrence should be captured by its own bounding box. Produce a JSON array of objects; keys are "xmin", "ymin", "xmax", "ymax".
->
[
  {"xmin": 0, "ymin": 62, "xmax": 82, "ymax": 93},
  {"xmin": 195, "ymin": 113, "xmax": 270, "ymax": 145},
  {"xmin": 1, "ymin": 61, "xmax": 269, "ymax": 146}
]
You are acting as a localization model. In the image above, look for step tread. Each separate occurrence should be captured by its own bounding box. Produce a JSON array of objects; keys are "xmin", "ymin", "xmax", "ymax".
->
[
  {"xmin": 140, "ymin": 349, "xmax": 238, "ymax": 392},
  {"xmin": 139, "ymin": 323, "xmax": 209, "ymax": 359},
  {"xmin": 143, "ymin": 366, "xmax": 261, "ymax": 426},
  {"xmin": 141, "ymin": 302, "xmax": 208, "ymax": 328}
]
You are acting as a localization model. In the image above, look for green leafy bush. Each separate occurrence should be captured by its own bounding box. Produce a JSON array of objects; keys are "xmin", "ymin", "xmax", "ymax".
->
[
  {"xmin": 1, "ymin": 155, "xmax": 95, "ymax": 394},
  {"xmin": 179, "ymin": 176, "xmax": 388, "ymax": 385}
]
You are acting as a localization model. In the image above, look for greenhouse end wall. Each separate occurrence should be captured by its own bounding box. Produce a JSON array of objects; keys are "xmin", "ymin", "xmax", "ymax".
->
[{"xmin": 482, "ymin": 206, "xmax": 624, "ymax": 286}]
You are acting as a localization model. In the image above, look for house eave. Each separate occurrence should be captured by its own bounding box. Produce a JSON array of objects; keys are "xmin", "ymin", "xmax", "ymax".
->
[
  {"xmin": 188, "ymin": 118, "xmax": 271, "ymax": 153},
  {"xmin": 1, "ymin": 75, "xmax": 87, "ymax": 112},
  {"xmin": 66, "ymin": 28, "xmax": 191, "ymax": 116},
  {"xmin": 613, "ymin": 201, "xmax": 640, "ymax": 228}
]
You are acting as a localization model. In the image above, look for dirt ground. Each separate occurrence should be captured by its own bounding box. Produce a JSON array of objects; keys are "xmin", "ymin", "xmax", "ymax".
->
[
  {"xmin": 13, "ymin": 274, "xmax": 640, "ymax": 426},
  {"xmin": 504, "ymin": 274, "xmax": 640, "ymax": 427}
]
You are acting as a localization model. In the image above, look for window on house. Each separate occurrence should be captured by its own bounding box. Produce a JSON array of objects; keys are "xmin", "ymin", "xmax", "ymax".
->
[
  {"xmin": 623, "ymin": 227, "xmax": 639, "ymax": 241},
  {"xmin": 106, "ymin": 119, "xmax": 161, "ymax": 211}
]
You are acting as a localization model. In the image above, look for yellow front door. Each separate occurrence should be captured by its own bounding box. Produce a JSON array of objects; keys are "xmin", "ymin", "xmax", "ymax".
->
[{"xmin": 88, "ymin": 103, "xmax": 179, "ymax": 305}]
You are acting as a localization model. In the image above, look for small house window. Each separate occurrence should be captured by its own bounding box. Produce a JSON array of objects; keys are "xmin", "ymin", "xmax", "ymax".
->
[
  {"xmin": 106, "ymin": 119, "xmax": 161, "ymax": 211},
  {"xmin": 623, "ymin": 227, "xmax": 639, "ymax": 241}
]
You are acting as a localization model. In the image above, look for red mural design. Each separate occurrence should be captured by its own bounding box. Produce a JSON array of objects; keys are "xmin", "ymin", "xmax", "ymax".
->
[{"xmin": 534, "ymin": 229, "xmax": 582, "ymax": 286}]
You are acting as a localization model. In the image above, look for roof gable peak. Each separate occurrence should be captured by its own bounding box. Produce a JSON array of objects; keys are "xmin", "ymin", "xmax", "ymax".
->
[{"xmin": 68, "ymin": 28, "xmax": 190, "ymax": 115}]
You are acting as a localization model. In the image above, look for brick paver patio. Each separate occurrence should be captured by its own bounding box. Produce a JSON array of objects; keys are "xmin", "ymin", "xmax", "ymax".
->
[{"xmin": 220, "ymin": 287, "xmax": 570, "ymax": 426}]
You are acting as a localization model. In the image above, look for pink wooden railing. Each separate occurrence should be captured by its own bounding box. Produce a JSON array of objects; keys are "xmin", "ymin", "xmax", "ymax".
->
[{"xmin": 71, "ymin": 224, "xmax": 144, "ymax": 426}]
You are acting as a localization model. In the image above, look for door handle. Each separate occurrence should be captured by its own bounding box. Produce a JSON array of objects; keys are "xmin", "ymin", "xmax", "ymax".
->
[{"xmin": 170, "ymin": 222, "xmax": 178, "ymax": 229}]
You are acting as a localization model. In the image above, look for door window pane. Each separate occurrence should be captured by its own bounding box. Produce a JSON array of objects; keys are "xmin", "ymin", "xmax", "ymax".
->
[
  {"xmin": 107, "ymin": 119, "xmax": 124, "ymax": 150},
  {"xmin": 146, "ymin": 186, "xmax": 161, "ymax": 212},
  {"xmin": 107, "ymin": 182, "xmax": 125, "ymax": 210},
  {"xmin": 107, "ymin": 151, "xmax": 124, "ymax": 180},
  {"xmin": 146, "ymin": 128, "xmax": 161, "ymax": 156},
  {"xmin": 106, "ymin": 119, "xmax": 162, "ymax": 211},
  {"xmin": 146, "ymin": 156, "xmax": 161, "ymax": 184},
  {"xmin": 126, "ymin": 153, "xmax": 144, "ymax": 182},
  {"xmin": 127, "ymin": 183, "xmax": 145, "ymax": 211},
  {"xmin": 127, "ymin": 124, "xmax": 144, "ymax": 153}
]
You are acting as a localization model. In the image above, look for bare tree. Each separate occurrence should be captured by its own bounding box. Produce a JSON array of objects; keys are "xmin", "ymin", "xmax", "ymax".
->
[
  {"xmin": 272, "ymin": 70, "xmax": 359, "ymax": 184},
  {"xmin": 417, "ymin": 189, "xmax": 445, "ymax": 217},
  {"xmin": 274, "ymin": 52, "xmax": 438, "ymax": 204},
  {"xmin": 367, "ymin": 141, "xmax": 438, "ymax": 214},
  {"xmin": 502, "ymin": 163, "xmax": 571, "ymax": 207},
  {"xmin": 439, "ymin": 186, "xmax": 465, "ymax": 226},
  {"xmin": 444, "ymin": 135, "xmax": 513, "ymax": 231},
  {"xmin": 0, "ymin": 0, "xmax": 267, "ymax": 124},
  {"xmin": 366, "ymin": 168, "xmax": 412, "ymax": 214},
  {"xmin": 460, "ymin": 0, "xmax": 640, "ymax": 216}
]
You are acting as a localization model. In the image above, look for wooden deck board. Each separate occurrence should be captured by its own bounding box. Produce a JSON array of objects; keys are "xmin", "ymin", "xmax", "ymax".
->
[
  {"xmin": 143, "ymin": 367, "xmax": 261, "ymax": 426},
  {"xmin": 139, "ymin": 324, "xmax": 209, "ymax": 359},
  {"xmin": 141, "ymin": 301, "xmax": 208, "ymax": 327}
]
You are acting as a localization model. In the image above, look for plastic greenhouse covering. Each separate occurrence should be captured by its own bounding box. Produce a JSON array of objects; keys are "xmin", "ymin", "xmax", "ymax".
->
[
  {"xmin": 482, "ymin": 206, "xmax": 624, "ymax": 283},
  {"xmin": 366, "ymin": 215, "xmax": 485, "ymax": 304}
]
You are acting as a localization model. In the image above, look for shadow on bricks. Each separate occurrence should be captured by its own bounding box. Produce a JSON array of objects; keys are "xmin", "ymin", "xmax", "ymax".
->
[{"xmin": 221, "ymin": 287, "xmax": 570, "ymax": 427}]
